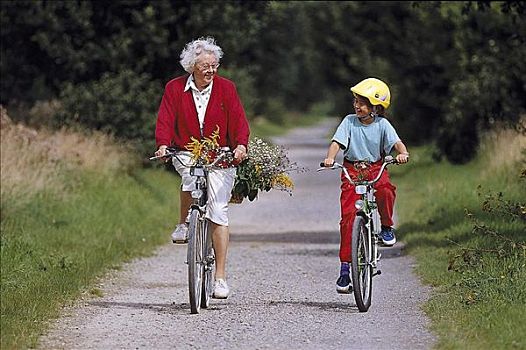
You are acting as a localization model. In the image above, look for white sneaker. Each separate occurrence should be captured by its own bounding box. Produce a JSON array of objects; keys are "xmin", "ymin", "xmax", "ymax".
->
[
  {"xmin": 171, "ymin": 224, "xmax": 188, "ymax": 244},
  {"xmin": 213, "ymin": 279, "xmax": 230, "ymax": 299}
]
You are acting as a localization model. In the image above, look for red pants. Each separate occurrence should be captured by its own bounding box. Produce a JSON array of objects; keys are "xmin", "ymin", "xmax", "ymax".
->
[{"xmin": 339, "ymin": 161, "xmax": 396, "ymax": 262}]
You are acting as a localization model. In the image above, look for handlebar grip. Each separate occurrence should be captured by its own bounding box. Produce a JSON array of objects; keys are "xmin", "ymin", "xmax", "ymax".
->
[{"xmin": 320, "ymin": 162, "xmax": 325, "ymax": 167}]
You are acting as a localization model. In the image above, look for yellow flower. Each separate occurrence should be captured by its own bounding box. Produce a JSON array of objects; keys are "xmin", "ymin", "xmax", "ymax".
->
[
  {"xmin": 185, "ymin": 137, "xmax": 204, "ymax": 160},
  {"xmin": 184, "ymin": 126, "xmax": 221, "ymax": 163},
  {"xmin": 272, "ymin": 173, "xmax": 294, "ymax": 190}
]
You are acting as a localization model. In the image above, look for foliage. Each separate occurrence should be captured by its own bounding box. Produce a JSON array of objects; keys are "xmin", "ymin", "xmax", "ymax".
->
[
  {"xmin": 436, "ymin": 2, "xmax": 526, "ymax": 163},
  {"xmin": 55, "ymin": 69, "xmax": 161, "ymax": 153},
  {"xmin": 231, "ymin": 137, "xmax": 299, "ymax": 203},
  {"xmin": 219, "ymin": 67, "xmax": 259, "ymax": 120},
  {"xmin": 448, "ymin": 185, "xmax": 526, "ymax": 272},
  {"xmin": 2, "ymin": 1, "xmax": 525, "ymax": 162}
]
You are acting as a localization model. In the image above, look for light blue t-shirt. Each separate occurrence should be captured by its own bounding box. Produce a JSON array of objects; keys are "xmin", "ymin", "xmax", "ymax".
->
[{"xmin": 332, "ymin": 114, "xmax": 400, "ymax": 162}]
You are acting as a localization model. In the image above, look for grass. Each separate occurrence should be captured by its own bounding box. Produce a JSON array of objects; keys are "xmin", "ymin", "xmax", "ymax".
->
[
  {"xmin": 390, "ymin": 126, "xmax": 526, "ymax": 349},
  {"xmin": 1, "ymin": 168, "xmax": 181, "ymax": 349}
]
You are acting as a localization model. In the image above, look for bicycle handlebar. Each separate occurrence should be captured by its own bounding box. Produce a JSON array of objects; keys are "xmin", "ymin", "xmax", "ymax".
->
[
  {"xmin": 148, "ymin": 147, "xmax": 178, "ymax": 161},
  {"xmin": 149, "ymin": 147, "xmax": 234, "ymax": 169},
  {"xmin": 317, "ymin": 156, "xmax": 397, "ymax": 186}
]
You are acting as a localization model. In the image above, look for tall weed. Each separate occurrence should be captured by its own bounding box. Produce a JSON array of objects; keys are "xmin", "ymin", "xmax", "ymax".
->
[
  {"xmin": 478, "ymin": 116, "xmax": 526, "ymax": 179},
  {"xmin": 1, "ymin": 106, "xmax": 134, "ymax": 209}
]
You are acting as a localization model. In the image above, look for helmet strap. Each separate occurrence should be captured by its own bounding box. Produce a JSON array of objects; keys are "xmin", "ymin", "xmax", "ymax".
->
[
  {"xmin": 358, "ymin": 113, "xmax": 375, "ymax": 122},
  {"xmin": 361, "ymin": 106, "xmax": 382, "ymax": 120}
]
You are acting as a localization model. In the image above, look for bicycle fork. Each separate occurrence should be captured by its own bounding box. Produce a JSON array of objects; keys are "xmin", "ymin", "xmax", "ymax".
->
[{"xmin": 364, "ymin": 199, "xmax": 382, "ymax": 277}]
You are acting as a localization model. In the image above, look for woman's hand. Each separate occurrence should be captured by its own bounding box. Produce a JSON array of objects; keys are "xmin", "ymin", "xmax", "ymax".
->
[
  {"xmin": 234, "ymin": 145, "xmax": 247, "ymax": 161},
  {"xmin": 155, "ymin": 145, "xmax": 168, "ymax": 158}
]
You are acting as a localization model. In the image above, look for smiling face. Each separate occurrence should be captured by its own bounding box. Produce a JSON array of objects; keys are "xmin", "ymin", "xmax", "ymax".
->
[
  {"xmin": 193, "ymin": 52, "xmax": 219, "ymax": 90},
  {"xmin": 353, "ymin": 94, "xmax": 373, "ymax": 118}
]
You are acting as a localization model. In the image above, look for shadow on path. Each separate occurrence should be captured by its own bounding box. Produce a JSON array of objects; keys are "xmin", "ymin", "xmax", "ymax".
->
[
  {"xmin": 232, "ymin": 231, "xmax": 406, "ymax": 259},
  {"xmin": 268, "ymin": 300, "xmax": 358, "ymax": 313}
]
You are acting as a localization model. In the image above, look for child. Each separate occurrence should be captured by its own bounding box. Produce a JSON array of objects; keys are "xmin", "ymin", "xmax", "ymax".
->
[{"xmin": 322, "ymin": 77, "xmax": 409, "ymax": 294}]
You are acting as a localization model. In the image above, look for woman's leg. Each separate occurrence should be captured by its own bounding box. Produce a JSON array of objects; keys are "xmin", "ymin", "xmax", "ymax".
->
[
  {"xmin": 210, "ymin": 222, "xmax": 229, "ymax": 279},
  {"xmin": 206, "ymin": 167, "xmax": 236, "ymax": 280},
  {"xmin": 179, "ymin": 191, "xmax": 192, "ymax": 224}
]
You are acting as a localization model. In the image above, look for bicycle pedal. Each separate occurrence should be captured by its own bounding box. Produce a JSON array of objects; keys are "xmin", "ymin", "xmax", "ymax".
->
[{"xmin": 373, "ymin": 270, "xmax": 382, "ymax": 276}]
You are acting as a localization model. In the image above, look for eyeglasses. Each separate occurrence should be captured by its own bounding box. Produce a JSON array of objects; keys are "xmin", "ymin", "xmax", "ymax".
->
[{"xmin": 196, "ymin": 63, "xmax": 220, "ymax": 71}]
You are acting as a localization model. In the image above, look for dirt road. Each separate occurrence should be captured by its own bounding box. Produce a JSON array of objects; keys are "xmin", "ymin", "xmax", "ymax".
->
[{"xmin": 39, "ymin": 119, "xmax": 435, "ymax": 350}]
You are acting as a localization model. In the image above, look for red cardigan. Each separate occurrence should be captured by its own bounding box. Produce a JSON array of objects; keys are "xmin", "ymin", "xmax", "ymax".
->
[{"xmin": 155, "ymin": 74, "xmax": 250, "ymax": 150}]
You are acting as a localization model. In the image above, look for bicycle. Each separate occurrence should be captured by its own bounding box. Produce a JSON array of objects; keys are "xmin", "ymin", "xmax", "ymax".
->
[
  {"xmin": 318, "ymin": 155, "xmax": 397, "ymax": 312},
  {"xmin": 150, "ymin": 147, "xmax": 234, "ymax": 314}
]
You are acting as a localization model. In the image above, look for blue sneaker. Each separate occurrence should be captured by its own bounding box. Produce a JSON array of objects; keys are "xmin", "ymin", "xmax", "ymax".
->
[
  {"xmin": 380, "ymin": 226, "xmax": 396, "ymax": 246},
  {"xmin": 336, "ymin": 274, "xmax": 352, "ymax": 294}
]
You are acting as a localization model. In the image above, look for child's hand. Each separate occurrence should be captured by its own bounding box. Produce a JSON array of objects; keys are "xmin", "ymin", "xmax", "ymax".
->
[
  {"xmin": 322, "ymin": 158, "xmax": 335, "ymax": 167},
  {"xmin": 396, "ymin": 152, "xmax": 410, "ymax": 164}
]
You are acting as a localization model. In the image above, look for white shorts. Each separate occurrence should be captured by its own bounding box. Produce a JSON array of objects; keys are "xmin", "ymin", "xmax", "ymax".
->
[{"xmin": 172, "ymin": 152, "xmax": 236, "ymax": 226}]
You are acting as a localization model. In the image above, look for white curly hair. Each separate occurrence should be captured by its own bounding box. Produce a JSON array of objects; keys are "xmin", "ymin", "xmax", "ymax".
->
[{"xmin": 179, "ymin": 36, "xmax": 224, "ymax": 73}]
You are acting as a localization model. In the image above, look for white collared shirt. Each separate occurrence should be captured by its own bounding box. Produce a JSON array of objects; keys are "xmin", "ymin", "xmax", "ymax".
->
[{"xmin": 184, "ymin": 75, "xmax": 213, "ymax": 133}]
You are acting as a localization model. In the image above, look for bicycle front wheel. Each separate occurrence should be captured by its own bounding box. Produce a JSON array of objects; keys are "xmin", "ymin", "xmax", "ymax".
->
[
  {"xmin": 200, "ymin": 220, "xmax": 215, "ymax": 308},
  {"xmin": 351, "ymin": 215, "xmax": 373, "ymax": 312},
  {"xmin": 187, "ymin": 208, "xmax": 204, "ymax": 314}
]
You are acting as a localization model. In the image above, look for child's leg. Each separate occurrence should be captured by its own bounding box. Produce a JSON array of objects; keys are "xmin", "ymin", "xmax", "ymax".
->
[
  {"xmin": 339, "ymin": 173, "xmax": 360, "ymax": 262},
  {"xmin": 374, "ymin": 170, "xmax": 396, "ymax": 227}
]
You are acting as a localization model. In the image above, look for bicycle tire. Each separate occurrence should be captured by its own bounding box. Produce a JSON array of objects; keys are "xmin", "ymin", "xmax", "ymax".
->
[
  {"xmin": 200, "ymin": 220, "xmax": 215, "ymax": 308},
  {"xmin": 187, "ymin": 208, "xmax": 204, "ymax": 314},
  {"xmin": 351, "ymin": 215, "xmax": 373, "ymax": 312}
]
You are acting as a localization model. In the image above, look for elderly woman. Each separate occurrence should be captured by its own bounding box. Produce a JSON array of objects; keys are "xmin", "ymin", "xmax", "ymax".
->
[{"xmin": 154, "ymin": 37, "xmax": 250, "ymax": 299}]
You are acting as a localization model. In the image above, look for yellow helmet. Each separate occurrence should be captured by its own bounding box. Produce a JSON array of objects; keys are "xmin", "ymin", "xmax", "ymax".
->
[{"xmin": 350, "ymin": 78, "xmax": 391, "ymax": 109}]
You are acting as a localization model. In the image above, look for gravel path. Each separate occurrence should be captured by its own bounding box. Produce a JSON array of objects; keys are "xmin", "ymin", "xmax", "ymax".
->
[{"xmin": 39, "ymin": 119, "xmax": 436, "ymax": 350}]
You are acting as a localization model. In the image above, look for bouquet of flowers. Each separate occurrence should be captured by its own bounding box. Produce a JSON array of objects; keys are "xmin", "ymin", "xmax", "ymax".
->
[
  {"xmin": 185, "ymin": 126, "xmax": 237, "ymax": 168},
  {"xmin": 183, "ymin": 129, "xmax": 301, "ymax": 204},
  {"xmin": 230, "ymin": 137, "xmax": 300, "ymax": 203}
]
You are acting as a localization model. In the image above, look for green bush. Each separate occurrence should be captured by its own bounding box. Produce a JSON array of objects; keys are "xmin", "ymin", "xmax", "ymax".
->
[
  {"xmin": 436, "ymin": 3, "xmax": 526, "ymax": 164},
  {"xmin": 55, "ymin": 70, "xmax": 161, "ymax": 152},
  {"xmin": 219, "ymin": 67, "xmax": 259, "ymax": 120}
]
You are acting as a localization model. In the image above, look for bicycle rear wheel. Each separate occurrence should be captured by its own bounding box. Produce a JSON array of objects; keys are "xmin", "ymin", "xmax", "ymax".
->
[
  {"xmin": 187, "ymin": 208, "xmax": 204, "ymax": 314},
  {"xmin": 351, "ymin": 215, "xmax": 373, "ymax": 312},
  {"xmin": 200, "ymin": 220, "xmax": 214, "ymax": 308}
]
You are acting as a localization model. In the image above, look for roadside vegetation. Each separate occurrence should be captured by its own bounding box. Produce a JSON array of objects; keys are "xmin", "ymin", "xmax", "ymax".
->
[
  {"xmin": 392, "ymin": 119, "xmax": 526, "ymax": 349},
  {"xmin": 0, "ymin": 107, "xmax": 179, "ymax": 349}
]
